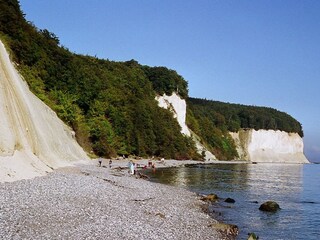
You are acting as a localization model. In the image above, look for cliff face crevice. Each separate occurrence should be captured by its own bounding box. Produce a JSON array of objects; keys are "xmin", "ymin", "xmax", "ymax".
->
[{"xmin": 0, "ymin": 40, "xmax": 89, "ymax": 182}]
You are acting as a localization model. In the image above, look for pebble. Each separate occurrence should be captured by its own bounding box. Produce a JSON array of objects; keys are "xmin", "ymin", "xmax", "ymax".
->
[{"xmin": 0, "ymin": 163, "xmax": 224, "ymax": 239}]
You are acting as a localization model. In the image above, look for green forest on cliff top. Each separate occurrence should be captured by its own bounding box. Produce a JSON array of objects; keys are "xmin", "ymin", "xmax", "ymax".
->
[{"xmin": 0, "ymin": 0, "xmax": 303, "ymax": 160}]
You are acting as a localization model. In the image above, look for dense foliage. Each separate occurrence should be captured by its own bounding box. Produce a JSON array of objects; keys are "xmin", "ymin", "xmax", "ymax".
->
[
  {"xmin": 186, "ymin": 103, "xmax": 239, "ymax": 160},
  {"xmin": 142, "ymin": 66, "xmax": 188, "ymax": 99},
  {"xmin": 188, "ymin": 98, "xmax": 303, "ymax": 136},
  {"xmin": 0, "ymin": 0, "xmax": 199, "ymax": 159},
  {"xmin": 0, "ymin": 0, "xmax": 303, "ymax": 160}
]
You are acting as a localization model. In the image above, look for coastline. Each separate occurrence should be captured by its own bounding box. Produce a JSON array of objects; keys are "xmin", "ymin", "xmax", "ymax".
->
[
  {"xmin": 0, "ymin": 160, "xmax": 234, "ymax": 240},
  {"xmin": 103, "ymin": 158, "xmax": 248, "ymax": 170}
]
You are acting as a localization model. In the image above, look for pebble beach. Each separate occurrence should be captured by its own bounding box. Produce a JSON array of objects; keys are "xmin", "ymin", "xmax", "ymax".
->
[{"xmin": 0, "ymin": 159, "xmax": 231, "ymax": 240}]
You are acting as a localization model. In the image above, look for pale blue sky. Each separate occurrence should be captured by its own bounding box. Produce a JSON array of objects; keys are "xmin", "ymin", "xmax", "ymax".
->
[{"xmin": 20, "ymin": 0, "xmax": 320, "ymax": 162}]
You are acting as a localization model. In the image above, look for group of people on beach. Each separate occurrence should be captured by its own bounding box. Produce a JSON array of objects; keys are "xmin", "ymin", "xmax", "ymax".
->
[
  {"xmin": 128, "ymin": 160, "xmax": 156, "ymax": 175},
  {"xmin": 98, "ymin": 157, "xmax": 156, "ymax": 175}
]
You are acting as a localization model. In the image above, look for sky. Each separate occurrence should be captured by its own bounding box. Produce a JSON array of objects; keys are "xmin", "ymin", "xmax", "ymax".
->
[{"xmin": 19, "ymin": 0, "xmax": 320, "ymax": 162}]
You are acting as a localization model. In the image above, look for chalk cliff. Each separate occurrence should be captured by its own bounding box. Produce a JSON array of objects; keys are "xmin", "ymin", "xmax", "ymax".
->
[
  {"xmin": 156, "ymin": 93, "xmax": 216, "ymax": 160},
  {"xmin": 0, "ymin": 40, "xmax": 89, "ymax": 182},
  {"xmin": 156, "ymin": 93, "xmax": 308, "ymax": 163},
  {"xmin": 156, "ymin": 93, "xmax": 191, "ymax": 136},
  {"xmin": 230, "ymin": 129, "xmax": 309, "ymax": 163}
]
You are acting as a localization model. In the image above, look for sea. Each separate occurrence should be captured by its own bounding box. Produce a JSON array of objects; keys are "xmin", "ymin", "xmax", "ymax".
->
[{"xmin": 144, "ymin": 162, "xmax": 320, "ymax": 240}]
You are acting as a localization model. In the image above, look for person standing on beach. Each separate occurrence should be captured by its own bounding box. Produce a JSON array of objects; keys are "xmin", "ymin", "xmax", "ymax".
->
[
  {"xmin": 131, "ymin": 161, "xmax": 135, "ymax": 175},
  {"xmin": 128, "ymin": 160, "xmax": 134, "ymax": 175},
  {"xmin": 98, "ymin": 158, "xmax": 102, "ymax": 167}
]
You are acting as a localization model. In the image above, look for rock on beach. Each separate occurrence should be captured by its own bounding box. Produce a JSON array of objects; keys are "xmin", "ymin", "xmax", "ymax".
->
[{"xmin": 0, "ymin": 161, "xmax": 226, "ymax": 240}]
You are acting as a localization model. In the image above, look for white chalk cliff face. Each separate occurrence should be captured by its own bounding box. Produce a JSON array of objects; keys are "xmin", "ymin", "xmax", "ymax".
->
[
  {"xmin": 230, "ymin": 129, "xmax": 309, "ymax": 163},
  {"xmin": 156, "ymin": 93, "xmax": 308, "ymax": 163},
  {"xmin": 156, "ymin": 93, "xmax": 216, "ymax": 160},
  {"xmin": 0, "ymin": 40, "xmax": 89, "ymax": 182},
  {"xmin": 156, "ymin": 92, "xmax": 191, "ymax": 136}
]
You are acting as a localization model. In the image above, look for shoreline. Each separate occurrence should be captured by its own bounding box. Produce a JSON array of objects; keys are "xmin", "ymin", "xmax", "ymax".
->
[
  {"xmin": 0, "ymin": 161, "xmax": 236, "ymax": 240},
  {"xmin": 100, "ymin": 158, "xmax": 249, "ymax": 169},
  {"xmin": 98, "ymin": 158, "xmax": 308, "ymax": 171},
  {"xmin": 0, "ymin": 156, "xmax": 309, "ymax": 183}
]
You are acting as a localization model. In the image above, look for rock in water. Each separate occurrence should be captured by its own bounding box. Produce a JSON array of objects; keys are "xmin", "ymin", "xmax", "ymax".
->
[
  {"xmin": 259, "ymin": 201, "xmax": 280, "ymax": 212},
  {"xmin": 225, "ymin": 197, "xmax": 235, "ymax": 203}
]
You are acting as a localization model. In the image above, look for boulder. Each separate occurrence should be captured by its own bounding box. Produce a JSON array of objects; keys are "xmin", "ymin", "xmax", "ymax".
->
[
  {"xmin": 225, "ymin": 198, "xmax": 235, "ymax": 203},
  {"xmin": 259, "ymin": 201, "xmax": 280, "ymax": 212}
]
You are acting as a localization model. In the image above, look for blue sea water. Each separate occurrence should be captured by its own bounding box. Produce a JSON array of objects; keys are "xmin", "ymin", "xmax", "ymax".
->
[{"xmin": 145, "ymin": 163, "xmax": 320, "ymax": 240}]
